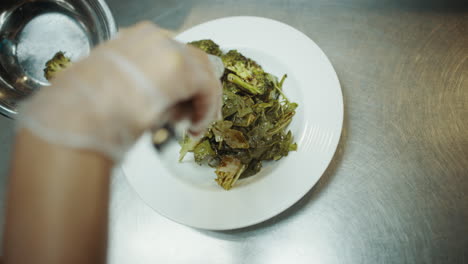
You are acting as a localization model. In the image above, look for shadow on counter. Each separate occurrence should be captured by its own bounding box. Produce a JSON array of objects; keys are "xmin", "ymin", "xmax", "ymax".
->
[{"xmin": 366, "ymin": 0, "xmax": 468, "ymax": 12}]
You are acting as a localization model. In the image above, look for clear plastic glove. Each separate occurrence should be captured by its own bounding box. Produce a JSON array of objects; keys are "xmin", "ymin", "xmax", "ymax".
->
[{"xmin": 17, "ymin": 22, "xmax": 223, "ymax": 161}]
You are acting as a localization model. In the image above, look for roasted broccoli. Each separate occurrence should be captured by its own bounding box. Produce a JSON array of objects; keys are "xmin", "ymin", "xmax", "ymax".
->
[
  {"xmin": 221, "ymin": 50, "xmax": 274, "ymax": 96},
  {"xmin": 179, "ymin": 40, "xmax": 299, "ymax": 190},
  {"xmin": 43, "ymin": 52, "xmax": 72, "ymax": 81},
  {"xmin": 188, "ymin": 39, "xmax": 223, "ymax": 56},
  {"xmin": 221, "ymin": 50, "xmax": 263, "ymax": 79}
]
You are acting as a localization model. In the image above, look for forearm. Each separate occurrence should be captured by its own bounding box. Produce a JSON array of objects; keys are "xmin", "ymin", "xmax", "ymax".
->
[
  {"xmin": 2, "ymin": 21, "xmax": 223, "ymax": 264},
  {"xmin": 3, "ymin": 129, "xmax": 113, "ymax": 264}
]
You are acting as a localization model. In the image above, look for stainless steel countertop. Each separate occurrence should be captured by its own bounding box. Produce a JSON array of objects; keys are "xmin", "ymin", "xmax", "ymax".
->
[{"xmin": 1, "ymin": 0, "xmax": 468, "ymax": 263}]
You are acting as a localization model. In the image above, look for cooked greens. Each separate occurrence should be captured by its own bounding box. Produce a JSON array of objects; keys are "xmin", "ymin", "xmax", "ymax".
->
[
  {"xmin": 180, "ymin": 39, "xmax": 298, "ymax": 190},
  {"xmin": 44, "ymin": 51, "xmax": 72, "ymax": 81}
]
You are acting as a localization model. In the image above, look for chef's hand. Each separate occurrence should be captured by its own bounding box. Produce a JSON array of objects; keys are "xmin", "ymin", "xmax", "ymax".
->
[
  {"xmin": 17, "ymin": 21, "xmax": 222, "ymax": 161},
  {"xmin": 4, "ymin": 21, "xmax": 223, "ymax": 264}
]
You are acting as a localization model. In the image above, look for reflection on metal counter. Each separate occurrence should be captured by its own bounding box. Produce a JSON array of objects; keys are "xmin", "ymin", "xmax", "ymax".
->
[{"xmin": 106, "ymin": 1, "xmax": 468, "ymax": 263}]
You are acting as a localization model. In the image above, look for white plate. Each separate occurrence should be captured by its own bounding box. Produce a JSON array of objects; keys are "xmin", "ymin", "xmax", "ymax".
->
[{"xmin": 122, "ymin": 16, "xmax": 343, "ymax": 230}]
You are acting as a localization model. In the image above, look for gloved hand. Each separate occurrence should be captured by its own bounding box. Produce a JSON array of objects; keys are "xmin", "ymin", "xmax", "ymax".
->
[{"xmin": 17, "ymin": 22, "xmax": 223, "ymax": 161}]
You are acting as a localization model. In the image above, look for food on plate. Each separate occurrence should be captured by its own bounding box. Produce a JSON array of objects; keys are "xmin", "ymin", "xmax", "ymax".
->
[
  {"xmin": 44, "ymin": 41, "xmax": 298, "ymax": 191},
  {"xmin": 43, "ymin": 51, "xmax": 72, "ymax": 80},
  {"xmin": 179, "ymin": 39, "xmax": 298, "ymax": 190}
]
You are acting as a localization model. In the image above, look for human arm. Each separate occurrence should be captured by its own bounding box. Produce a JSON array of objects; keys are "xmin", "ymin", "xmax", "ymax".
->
[{"xmin": 3, "ymin": 21, "xmax": 222, "ymax": 264}]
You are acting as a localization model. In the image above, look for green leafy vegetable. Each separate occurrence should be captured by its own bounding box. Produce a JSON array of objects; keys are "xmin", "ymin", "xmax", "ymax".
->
[
  {"xmin": 212, "ymin": 120, "xmax": 250, "ymax": 149},
  {"xmin": 180, "ymin": 40, "xmax": 298, "ymax": 190},
  {"xmin": 178, "ymin": 135, "xmax": 200, "ymax": 162},
  {"xmin": 193, "ymin": 140, "xmax": 216, "ymax": 164}
]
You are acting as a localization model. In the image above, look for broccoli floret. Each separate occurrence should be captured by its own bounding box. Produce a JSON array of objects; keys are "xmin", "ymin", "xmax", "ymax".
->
[
  {"xmin": 178, "ymin": 40, "xmax": 298, "ymax": 191},
  {"xmin": 222, "ymin": 50, "xmax": 271, "ymax": 95},
  {"xmin": 221, "ymin": 50, "xmax": 263, "ymax": 80},
  {"xmin": 44, "ymin": 52, "xmax": 71, "ymax": 81},
  {"xmin": 188, "ymin": 39, "xmax": 223, "ymax": 56},
  {"xmin": 227, "ymin": 73, "xmax": 263, "ymax": 95}
]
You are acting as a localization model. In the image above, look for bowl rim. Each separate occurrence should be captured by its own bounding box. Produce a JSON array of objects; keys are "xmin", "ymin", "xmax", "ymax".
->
[{"xmin": 0, "ymin": 0, "xmax": 117, "ymax": 119}]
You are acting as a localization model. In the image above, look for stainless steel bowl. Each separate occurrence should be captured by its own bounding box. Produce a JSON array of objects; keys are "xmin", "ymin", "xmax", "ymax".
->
[{"xmin": 0, "ymin": 0, "xmax": 117, "ymax": 118}]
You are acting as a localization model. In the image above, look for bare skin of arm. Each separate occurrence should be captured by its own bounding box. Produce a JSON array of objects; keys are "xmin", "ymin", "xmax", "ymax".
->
[
  {"xmin": 0, "ymin": 22, "xmax": 222, "ymax": 264},
  {"xmin": 3, "ymin": 129, "xmax": 113, "ymax": 264}
]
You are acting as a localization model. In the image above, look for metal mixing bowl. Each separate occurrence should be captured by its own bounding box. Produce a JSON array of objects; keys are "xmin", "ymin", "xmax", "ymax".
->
[{"xmin": 0, "ymin": 0, "xmax": 117, "ymax": 117}]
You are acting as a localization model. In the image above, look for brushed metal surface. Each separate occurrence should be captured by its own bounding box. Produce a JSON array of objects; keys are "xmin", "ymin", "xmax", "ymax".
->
[{"xmin": 1, "ymin": 0, "xmax": 468, "ymax": 263}]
